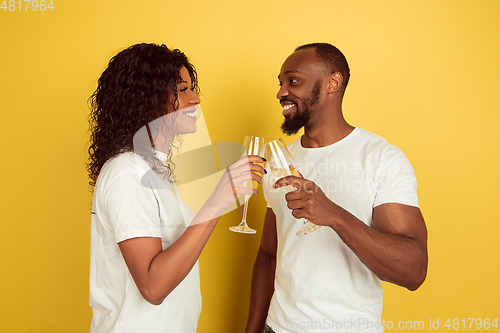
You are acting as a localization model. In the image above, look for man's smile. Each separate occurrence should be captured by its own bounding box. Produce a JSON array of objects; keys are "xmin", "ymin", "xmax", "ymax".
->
[{"xmin": 281, "ymin": 101, "xmax": 297, "ymax": 117}]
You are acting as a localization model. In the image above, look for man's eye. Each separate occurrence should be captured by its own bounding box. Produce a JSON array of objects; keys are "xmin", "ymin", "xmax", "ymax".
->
[{"xmin": 290, "ymin": 79, "xmax": 298, "ymax": 84}]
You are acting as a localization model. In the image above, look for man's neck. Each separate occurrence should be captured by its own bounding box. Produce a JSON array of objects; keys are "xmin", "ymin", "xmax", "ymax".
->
[{"xmin": 301, "ymin": 113, "xmax": 355, "ymax": 148}]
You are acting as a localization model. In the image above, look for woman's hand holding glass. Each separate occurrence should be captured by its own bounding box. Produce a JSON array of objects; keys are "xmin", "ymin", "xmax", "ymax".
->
[{"xmin": 208, "ymin": 155, "xmax": 265, "ymax": 221}]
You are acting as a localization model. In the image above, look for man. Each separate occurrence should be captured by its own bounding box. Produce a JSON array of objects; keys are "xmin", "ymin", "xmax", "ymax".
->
[{"xmin": 245, "ymin": 43, "xmax": 428, "ymax": 333}]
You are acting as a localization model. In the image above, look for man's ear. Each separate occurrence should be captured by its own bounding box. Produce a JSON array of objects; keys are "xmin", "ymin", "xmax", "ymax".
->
[{"xmin": 327, "ymin": 72, "xmax": 343, "ymax": 93}]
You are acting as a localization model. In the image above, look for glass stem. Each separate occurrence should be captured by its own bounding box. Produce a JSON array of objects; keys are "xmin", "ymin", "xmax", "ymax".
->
[{"xmin": 241, "ymin": 195, "xmax": 250, "ymax": 224}]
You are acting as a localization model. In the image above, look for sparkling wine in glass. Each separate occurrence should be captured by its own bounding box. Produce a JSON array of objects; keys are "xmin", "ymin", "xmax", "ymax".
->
[
  {"xmin": 229, "ymin": 136, "xmax": 265, "ymax": 234},
  {"xmin": 265, "ymin": 138, "xmax": 321, "ymax": 236}
]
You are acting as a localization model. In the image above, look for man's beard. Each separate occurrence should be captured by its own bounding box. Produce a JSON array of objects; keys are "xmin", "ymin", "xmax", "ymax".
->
[{"xmin": 280, "ymin": 81, "xmax": 321, "ymax": 136}]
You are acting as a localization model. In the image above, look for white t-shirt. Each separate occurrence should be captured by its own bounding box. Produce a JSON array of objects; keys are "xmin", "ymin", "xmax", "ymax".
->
[
  {"xmin": 89, "ymin": 152, "xmax": 201, "ymax": 333},
  {"xmin": 264, "ymin": 128, "xmax": 419, "ymax": 333}
]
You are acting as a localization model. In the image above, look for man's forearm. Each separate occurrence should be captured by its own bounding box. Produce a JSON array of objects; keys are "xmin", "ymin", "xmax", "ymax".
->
[
  {"xmin": 245, "ymin": 249, "xmax": 276, "ymax": 333},
  {"xmin": 329, "ymin": 204, "xmax": 427, "ymax": 290}
]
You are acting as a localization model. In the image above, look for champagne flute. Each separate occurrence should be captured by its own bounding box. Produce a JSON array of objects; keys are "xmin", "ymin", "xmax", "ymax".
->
[
  {"xmin": 265, "ymin": 138, "xmax": 321, "ymax": 236},
  {"xmin": 229, "ymin": 136, "xmax": 265, "ymax": 234}
]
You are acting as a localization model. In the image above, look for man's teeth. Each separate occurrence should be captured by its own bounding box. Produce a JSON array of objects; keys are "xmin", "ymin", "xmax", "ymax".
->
[{"xmin": 283, "ymin": 104, "xmax": 295, "ymax": 111}]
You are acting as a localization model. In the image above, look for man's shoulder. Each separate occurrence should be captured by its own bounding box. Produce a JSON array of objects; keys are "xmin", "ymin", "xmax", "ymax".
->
[
  {"xmin": 354, "ymin": 127, "xmax": 389, "ymax": 145},
  {"xmin": 354, "ymin": 127, "xmax": 406, "ymax": 153},
  {"xmin": 355, "ymin": 128, "xmax": 414, "ymax": 169}
]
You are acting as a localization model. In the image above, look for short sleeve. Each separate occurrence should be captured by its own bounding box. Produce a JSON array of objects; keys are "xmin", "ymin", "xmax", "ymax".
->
[
  {"xmin": 100, "ymin": 168, "xmax": 163, "ymax": 243},
  {"xmin": 373, "ymin": 145, "xmax": 419, "ymax": 208}
]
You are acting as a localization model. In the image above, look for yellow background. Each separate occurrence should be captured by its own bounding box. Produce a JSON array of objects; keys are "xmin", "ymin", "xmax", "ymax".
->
[{"xmin": 1, "ymin": 0, "xmax": 499, "ymax": 331}]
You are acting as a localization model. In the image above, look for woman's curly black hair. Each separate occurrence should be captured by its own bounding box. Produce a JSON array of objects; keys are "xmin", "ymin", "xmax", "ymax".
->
[{"xmin": 87, "ymin": 43, "xmax": 200, "ymax": 189}]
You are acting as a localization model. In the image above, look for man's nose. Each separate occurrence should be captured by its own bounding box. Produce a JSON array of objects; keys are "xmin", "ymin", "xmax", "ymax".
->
[{"xmin": 277, "ymin": 85, "xmax": 289, "ymax": 100}]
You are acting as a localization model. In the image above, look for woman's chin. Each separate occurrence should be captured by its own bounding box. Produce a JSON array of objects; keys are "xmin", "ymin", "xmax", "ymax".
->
[
  {"xmin": 187, "ymin": 125, "xmax": 197, "ymax": 134},
  {"xmin": 176, "ymin": 124, "xmax": 197, "ymax": 135}
]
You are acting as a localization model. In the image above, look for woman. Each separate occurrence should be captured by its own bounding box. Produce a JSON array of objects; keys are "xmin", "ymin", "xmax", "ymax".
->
[{"xmin": 87, "ymin": 43, "xmax": 264, "ymax": 332}]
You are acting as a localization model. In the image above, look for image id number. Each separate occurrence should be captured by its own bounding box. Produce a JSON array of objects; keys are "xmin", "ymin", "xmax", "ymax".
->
[
  {"xmin": 1, "ymin": 0, "xmax": 54, "ymax": 11},
  {"xmin": 445, "ymin": 318, "xmax": 498, "ymax": 330}
]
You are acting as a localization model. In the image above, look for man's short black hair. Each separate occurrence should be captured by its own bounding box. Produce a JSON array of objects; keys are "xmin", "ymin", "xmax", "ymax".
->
[{"xmin": 295, "ymin": 43, "xmax": 350, "ymax": 93}]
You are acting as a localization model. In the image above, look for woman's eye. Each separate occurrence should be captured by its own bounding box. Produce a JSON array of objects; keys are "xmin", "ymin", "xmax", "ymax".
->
[{"xmin": 179, "ymin": 87, "xmax": 188, "ymax": 92}]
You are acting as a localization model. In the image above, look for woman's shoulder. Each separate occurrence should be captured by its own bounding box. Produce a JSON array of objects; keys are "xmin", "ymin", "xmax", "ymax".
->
[
  {"xmin": 103, "ymin": 151, "xmax": 148, "ymax": 170},
  {"xmin": 97, "ymin": 152, "xmax": 150, "ymax": 186}
]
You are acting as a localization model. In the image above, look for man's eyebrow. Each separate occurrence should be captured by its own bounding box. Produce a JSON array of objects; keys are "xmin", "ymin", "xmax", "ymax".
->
[{"xmin": 278, "ymin": 70, "xmax": 301, "ymax": 80}]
